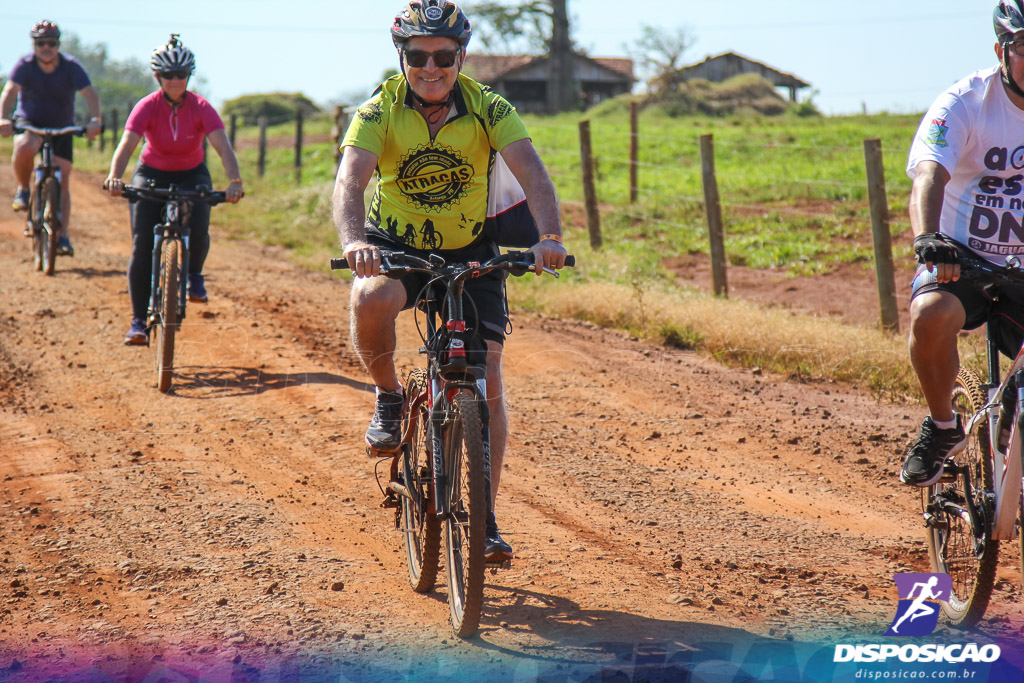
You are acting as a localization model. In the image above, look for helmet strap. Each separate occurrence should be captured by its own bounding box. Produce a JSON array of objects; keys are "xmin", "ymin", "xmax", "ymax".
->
[{"xmin": 1002, "ymin": 43, "xmax": 1024, "ymax": 99}]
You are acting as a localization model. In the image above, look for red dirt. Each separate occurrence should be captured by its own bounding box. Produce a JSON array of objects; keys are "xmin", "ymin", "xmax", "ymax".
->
[{"xmin": 0, "ymin": 170, "xmax": 1021, "ymax": 679}]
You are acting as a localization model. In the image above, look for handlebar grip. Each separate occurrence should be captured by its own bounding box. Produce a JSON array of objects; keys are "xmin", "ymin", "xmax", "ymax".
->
[
  {"xmin": 330, "ymin": 258, "xmax": 350, "ymax": 271},
  {"xmin": 565, "ymin": 255, "xmax": 575, "ymax": 267}
]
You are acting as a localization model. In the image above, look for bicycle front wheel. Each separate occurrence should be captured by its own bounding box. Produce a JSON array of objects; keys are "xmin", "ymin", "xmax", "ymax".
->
[
  {"xmin": 27, "ymin": 183, "xmax": 42, "ymax": 271},
  {"xmin": 155, "ymin": 239, "xmax": 179, "ymax": 393},
  {"xmin": 40, "ymin": 178, "xmax": 59, "ymax": 276},
  {"xmin": 401, "ymin": 369, "xmax": 441, "ymax": 593},
  {"xmin": 443, "ymin": 390, "xmax": 487, "ymax": 638},
  {"xmin": 923, "ymin": 368, "xmax": 998, "ymax": 628}
]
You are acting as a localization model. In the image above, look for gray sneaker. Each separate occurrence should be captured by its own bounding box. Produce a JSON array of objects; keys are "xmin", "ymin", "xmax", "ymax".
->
[
  {"xmin": 364, "ymin": 389, "xmax": 405, "ymax": 452},
  {"xmin": 900, "ymin": 416, "xmax": 966, "ymax": 487}
]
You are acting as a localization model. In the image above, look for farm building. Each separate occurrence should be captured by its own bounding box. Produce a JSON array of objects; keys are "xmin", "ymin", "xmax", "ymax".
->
[
  {"xmin": 463, "ymin": 53, "xmax": 634, "ymax": 113},
  {"xmin": 674, "ymin": 52, "xmax": 810, "ymax": 102}
]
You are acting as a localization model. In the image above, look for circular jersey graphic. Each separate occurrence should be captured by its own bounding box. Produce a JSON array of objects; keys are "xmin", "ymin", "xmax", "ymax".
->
[{"xmin": 395, "ymin": 144, "xmax": 474, "ymax": 213}]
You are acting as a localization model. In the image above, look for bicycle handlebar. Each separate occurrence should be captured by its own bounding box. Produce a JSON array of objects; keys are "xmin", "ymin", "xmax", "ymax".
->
[
  {"xmin": 329, "ymin": 249, "xmax": 575, "ymax": 278},
  {"xmin": 933, "ymin": 234, "xmax": 1024, "ymax": 288},
  {"xmin": 118, "ymin": 185, "xmax": 230, "ymax": 206},
  {"xmin": 13, "ymin": 124, "xmax": 87, "ymax": 137}
]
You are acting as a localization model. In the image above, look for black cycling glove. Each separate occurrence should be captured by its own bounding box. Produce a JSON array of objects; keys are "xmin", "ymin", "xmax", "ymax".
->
[{"xmin": 913, "ymin": 233, "xmax": 958, "ymax": 265}]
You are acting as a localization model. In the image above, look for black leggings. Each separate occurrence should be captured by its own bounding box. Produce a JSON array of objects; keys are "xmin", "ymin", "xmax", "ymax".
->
[{"xmin": 127, "ymin": 163, "xmax": 212, "ymax": 320}]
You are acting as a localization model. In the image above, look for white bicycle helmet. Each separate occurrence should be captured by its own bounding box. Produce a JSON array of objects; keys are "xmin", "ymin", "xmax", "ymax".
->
[{"xmin": 150, "ymin": 34, "xmax": 196, "ymax": 74}]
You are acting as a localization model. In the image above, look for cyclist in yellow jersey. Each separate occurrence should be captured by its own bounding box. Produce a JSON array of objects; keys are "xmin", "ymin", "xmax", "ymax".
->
[{"xmin": 333, "ymin": 0, "xmax": 567, "ymax": 562}]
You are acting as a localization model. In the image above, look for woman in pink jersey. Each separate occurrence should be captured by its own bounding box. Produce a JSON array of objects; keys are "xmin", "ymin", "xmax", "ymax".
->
[{"xmin": 104, "ymin": 35, "xmax": 243, "ymax": 344}]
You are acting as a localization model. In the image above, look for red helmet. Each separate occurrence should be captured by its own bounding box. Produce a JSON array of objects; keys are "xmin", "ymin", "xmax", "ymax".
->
[
  {"xmin": 391, "ymin": 1, "xmax": 471, "ymax": 49},
  {"xmin": 30, "ymin": 20, "xmax": 60, "ymax": 40}
]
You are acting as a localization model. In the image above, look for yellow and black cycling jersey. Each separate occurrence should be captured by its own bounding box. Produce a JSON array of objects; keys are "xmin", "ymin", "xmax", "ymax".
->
[{"xmin": 343, "ymin": 73, "xmax": 529, "ymax": 252}]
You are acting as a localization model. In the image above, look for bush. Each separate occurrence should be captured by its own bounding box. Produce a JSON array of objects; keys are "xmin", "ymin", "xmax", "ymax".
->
[{"xmin": 222, "ymin": 92, "xmax": 322, "ymax": 126}]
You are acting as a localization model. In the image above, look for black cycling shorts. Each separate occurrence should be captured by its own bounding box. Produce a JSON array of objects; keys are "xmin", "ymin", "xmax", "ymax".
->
[
  {"xmin": 367, "ymin": 233, "xmax": 508, "ymax": 346},
  {"xmin": 912, "ymin": 264, "xmax": 1024, "ymax": 358}
]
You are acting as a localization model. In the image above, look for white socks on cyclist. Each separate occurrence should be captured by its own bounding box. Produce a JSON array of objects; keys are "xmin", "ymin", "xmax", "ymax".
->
[{"xmin": 932, "ymin": 416, "xmax": 957, "ymax": 431}]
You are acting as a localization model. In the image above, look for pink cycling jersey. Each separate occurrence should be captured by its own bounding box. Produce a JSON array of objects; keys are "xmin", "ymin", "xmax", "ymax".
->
[{"xmin": 125, "ymin": 90, "xmax": 224, "ymax": 171}]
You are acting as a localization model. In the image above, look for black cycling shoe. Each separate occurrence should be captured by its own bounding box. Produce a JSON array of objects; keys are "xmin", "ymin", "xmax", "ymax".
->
[
  {"xmin": 364, "ymin": 389, "xmax": 405, "ymax": 453},
  {"xmin": 900, "ymin": 416, "xmax": 966, "ymax": 487},
  {"xmin": 485, "ymin": 512, "xmax": 513, "ymax": 562}
]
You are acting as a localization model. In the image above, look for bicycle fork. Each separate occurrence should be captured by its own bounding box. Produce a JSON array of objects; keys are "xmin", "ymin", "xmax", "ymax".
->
[{"xmin": 430, "ymin": 377, "xmax": 494, "ymax": 520}]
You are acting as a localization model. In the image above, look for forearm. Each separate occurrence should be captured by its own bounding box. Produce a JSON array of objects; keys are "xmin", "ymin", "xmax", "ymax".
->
[
  {"xmin": 207, "ymin": 130, "xmax": 241, "ymax": 180},
  {"xmin": 332, "ymin": 177, "xmax": 368, "ymax": 247},
  {"xmin": 0, "ymin": 84, "xmax": 18, "ymax": 120},
  {"xmin": 82, "ymin": 87, "xmax": 101, "ymax": 120},
  {"xmin": 108, "ymin": 137, "xmax": 137, "ymax": 179},
  {"xmin": 331, "ymin": 147, "xmax": 377, "ymax": 249},
  {"xmin": 909, "ymin": 162, "xmax": 950, "ymax": 237}
]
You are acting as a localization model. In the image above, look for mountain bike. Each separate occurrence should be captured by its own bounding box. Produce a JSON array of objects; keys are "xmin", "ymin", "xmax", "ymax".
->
[
  {"xmin": 14, "ymin": 124, "xmax": 86, "ymax": 275},
  {"xmin": 117, "ymin": 184, "xmax": 228, "ymax": 393},
  {"xmin": 331, "ymin": 248, "xmax": 573, "ymax": 637},
  {"xmin": 920, "ymin": 237, "xmax": 1024, "ymax": 628}
]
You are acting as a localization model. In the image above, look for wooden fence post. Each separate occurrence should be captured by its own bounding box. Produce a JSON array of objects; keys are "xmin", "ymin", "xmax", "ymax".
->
[
  {"xmin": 578, "ymin": 120, "xmax": 602, "ymax": 249},
  {"xmin": 229, "ymin": 114, "xmax": 237, "ymax": 148},
  {"xmin": 257, "ymin": 116, "xmax": 267, "ymax": 178},
  {"xmin": 295, "ymin": 110, "xmax": 304, "ymax": 184},
  {"xmin": 110, "ymin": 108, "xmax": 119, "ymax": 141},
  {"xmin": 699, "ymin": 134, "xmax": 728, "ymax": 297},
  {"xmin": 629, "ymin": 100, "xmax": 638, "ymax": 204},
  {"xmin": 864, "ymin": 138, "xmax": 900, "ymax": 333}
]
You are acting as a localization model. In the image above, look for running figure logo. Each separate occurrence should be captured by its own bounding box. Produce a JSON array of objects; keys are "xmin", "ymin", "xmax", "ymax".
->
[{"xmin": 884, "ymin": 573, "xmax": 952, "ymax": 636}]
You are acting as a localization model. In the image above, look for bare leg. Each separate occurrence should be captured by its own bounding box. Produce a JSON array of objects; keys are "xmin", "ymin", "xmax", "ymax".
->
[
  {"xmin": 349, "ymin": 275, "xmax": 406, "ymax": 392},
  {"xmin": 11, "ymin": 132, "xmax": 40, "ymax": 189},
  {"xmin": 485, "ymin": 340, "xmax": 507, "ymax": 508},
  {"xmin": 908, "ymin": 290, "xmax": 966, "ymax": 423},
  {"xmin": 55, "ymin": 157, "xmax": 73, "ymax": 236}
]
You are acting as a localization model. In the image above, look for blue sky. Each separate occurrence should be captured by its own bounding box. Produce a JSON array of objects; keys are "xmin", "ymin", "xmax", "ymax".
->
[{"xmin": 0, "ymin": 1, "xmax": 997, "ymax": 116}]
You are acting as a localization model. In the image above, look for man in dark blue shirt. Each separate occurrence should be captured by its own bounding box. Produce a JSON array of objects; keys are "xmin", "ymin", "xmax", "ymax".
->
[{"xmin": 0, "ymin": 20, "xmax": 100, "ymax": 256}]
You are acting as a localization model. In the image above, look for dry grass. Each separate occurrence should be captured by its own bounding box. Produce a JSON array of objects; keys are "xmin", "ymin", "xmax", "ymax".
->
[{"xmin": 510, "ymin": 279, "xmax": 921, "ymax": 401}]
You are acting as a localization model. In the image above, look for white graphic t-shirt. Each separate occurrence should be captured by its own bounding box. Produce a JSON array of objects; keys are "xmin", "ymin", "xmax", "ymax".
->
[{"xmin": 908, "ymin": 65, "xmax": 1024, "ymax": 264}]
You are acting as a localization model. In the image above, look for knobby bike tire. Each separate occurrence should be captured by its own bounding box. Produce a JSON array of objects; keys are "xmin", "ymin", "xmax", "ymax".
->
[
  {"xmin": 41, "ymin": 178, "xmax": 59, "ymax": 276},
  {"xmin": 29, "ymin": 183, "xmax": 42, "ymax": 272},
  {"xmin": 924, "ymin": 368, "xmax": 998, "ymax": 628},
  {"xmin": 443, "ymin": 391, "xmax": 487, "ymax": 638},
  {"xmin": 401, "ymin": 369, "xmax": 442, "ymax": 593},
  {"xmin": 156, "ymin": 240, "xmax": 179, "ymax": 393}
]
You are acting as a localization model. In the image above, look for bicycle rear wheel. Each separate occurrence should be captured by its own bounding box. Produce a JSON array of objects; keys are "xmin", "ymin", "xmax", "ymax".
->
[
  {"xmin": 155, "ymin": 239, "xmax": 179, "ymax": 393},
  {"xmin": 443, "ymin": 390, "xmax": 487, "ymax": 638},
  {"xmin": 401, "ymin": 369, "xmax": 441, "ymax": 593},
  {"xmin": 40, "ymin": 178, "xmax": 59, "ymax": 276},
  {"xmin": 923, "ymin": 368, "xmax": 998, "ymax": 628}
]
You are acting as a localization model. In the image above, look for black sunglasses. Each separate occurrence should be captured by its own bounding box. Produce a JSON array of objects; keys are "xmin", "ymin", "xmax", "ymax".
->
[
  {"xmin": 159, "ymin": 71, "xmax": 191, "ymax": 80},
  {"xmin": 404, "ymin": 48, "xmax": 459, "ymax": 69},
  {"xmin": 34, "ymin": 39, "xmax": 58, "ymax": 48}
]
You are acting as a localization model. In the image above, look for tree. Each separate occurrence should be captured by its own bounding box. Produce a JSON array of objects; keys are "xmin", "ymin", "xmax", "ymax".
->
[
  {"xmin": 466, "ymin": 0, "xmax": 578, "ymax": 113},
  {"xmin": 221, "ymin": 92, "xmax": 321, "ymax": 126},
  {"xmin": 59, "ymin": 34, "xmax": 153, "ymax": 123},
  {"xmin": 630, "ymin": 24, "xmax": 695, "ymax": 95}
]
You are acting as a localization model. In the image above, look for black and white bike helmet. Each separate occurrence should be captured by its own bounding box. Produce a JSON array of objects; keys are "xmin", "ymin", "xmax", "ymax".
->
[
  {"xmin": 391, "ymin": 0, "xmax": 472, "ymax": 49},
  {"xmin": 995, "ymin": 1, "xmax": 1024, "ymax": 96},
  {"xmin": 150, "ymin": 34, "xmax": 196, "ymax": 74}
]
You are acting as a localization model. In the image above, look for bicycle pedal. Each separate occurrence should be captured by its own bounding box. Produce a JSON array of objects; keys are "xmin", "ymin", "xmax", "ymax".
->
[
  {"xmin": 380, "ymin": 493, "xmax": 401, "ymax": 509},
  {"xmin": 485, "ymin": 559, "xmax": 512, "ymax": 571},
  {"xmin": 923, "ymin": 512, "xmax": 949, "ymax": 531}
]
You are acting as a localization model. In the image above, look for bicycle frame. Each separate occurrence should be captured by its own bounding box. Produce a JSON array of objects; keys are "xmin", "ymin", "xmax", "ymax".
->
[
  {"xmin": 971, "ymin": 330, "xmax": 1024, "ymax": 541},
  {"xmin": 148, "ymin": 199, "xmax": 192, "ymax": 327}
]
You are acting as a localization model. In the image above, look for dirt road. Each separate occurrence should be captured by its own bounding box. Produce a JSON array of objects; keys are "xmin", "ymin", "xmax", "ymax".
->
[{"xmin": 0, "ymin": 170, "xmax": 1021, "ymax": 680}]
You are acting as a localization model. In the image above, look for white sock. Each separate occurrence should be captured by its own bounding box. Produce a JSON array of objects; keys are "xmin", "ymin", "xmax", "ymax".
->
[{"xmin": 932, "ymin": 417, "xmax": 957, "ymax": 431}]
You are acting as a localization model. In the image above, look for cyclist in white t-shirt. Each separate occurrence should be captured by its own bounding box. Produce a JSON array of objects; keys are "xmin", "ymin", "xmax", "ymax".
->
[{"xmin": 901, "ymin": 1, "xmax": 1024, "ymax": 486}]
